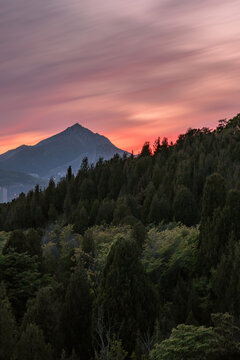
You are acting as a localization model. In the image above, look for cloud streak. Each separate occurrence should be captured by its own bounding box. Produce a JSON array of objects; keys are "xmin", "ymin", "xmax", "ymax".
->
[{"xmin": 0, "ymin": 0, "xmax": 240, "ymax": 152}]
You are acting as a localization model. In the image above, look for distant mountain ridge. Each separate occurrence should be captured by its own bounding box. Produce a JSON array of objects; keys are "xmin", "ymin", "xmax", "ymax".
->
[
  {"xmin": 0, "ymin": 169, "xmax": 41, "ymax": 187},
  {"xmin": 0, "ymin": 124, "xmax": 128, "ymax": 179}
]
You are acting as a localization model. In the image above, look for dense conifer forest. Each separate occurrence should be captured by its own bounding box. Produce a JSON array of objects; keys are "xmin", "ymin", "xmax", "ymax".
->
[{"xmin": 1, "ymin": 114, "xmax": 240, "ymax": 359}]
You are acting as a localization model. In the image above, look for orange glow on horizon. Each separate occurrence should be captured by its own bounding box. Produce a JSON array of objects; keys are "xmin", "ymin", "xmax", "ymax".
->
[
  {"xmin": 0, "ymin": 131, "xmax": 56, "ymax": 156},
  {"xmin": 0, "ymin": 126, "xmax": 182, "ymax": 157}
]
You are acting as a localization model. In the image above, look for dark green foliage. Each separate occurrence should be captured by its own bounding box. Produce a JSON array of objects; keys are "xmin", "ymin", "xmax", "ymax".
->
[
  {"xmin": 82, "ymin": 229, "xmax": 95, "ymax": 256},
  {"xmin": 3, "ymin": 229, "xmax": 42, "ymax": 258},
  {"xmin": 201, "ymin": 173, "xmax": 226, "ymax": 221},
  {"xmin": 25, "ymin": 229, "xmax": 42, "ymax": 258},
  {"xmin": 61, "ymin": 265, "xmax": 93, "ymax": 359},
  {"xmin": 211, "ymin": 313, "xmax": 240, "ymax": 359},
  {"xmin": 2, "ymin": 114, "xmax": 240, "ymax": 359},
  {"xmin": 0, "ymin": 287, "xmax": 17, "ymax": 360},
  {"xmin": 73, "ymin": 205, "xmax": 89, "ymax": 234},
  {"xmin": 0, "ymin": 250, "xmax": 42, "ymax": 318},
  {"xmin": 13, "ymin": 323, "xmax": 53, "ymax": 360},
  {"xmin": 3, "ymin": 114, "xmax": 240, "ymax": 232},
  {"xmin": 96, "ymin": 199, "xmax": 115, "ymax": 224},
  {"xmin": 153, "ymin": 137, "xmax": 161, "ymax": 155},
  {"xmin": 113, "ymin": 199, "xmax": 131, "ymax": 225},
  {"xmin": 173, "ymin": 186, "xmax": 198, "ymax": 226},
  {"xmin": 148, "ymin": 194, "xmax": 172, "ymax": 224},
  {"xmin": 198, "ymin": 173, "xmax": 227, "ymax": 271},
  {"xmin": 97, "ymin": 236, "xmax": 158, "ymax": 353},
  {"xmin": 132, "ymin": 221, "xmax": 146, "ymax": 248},
  {"xmin": 140, "ymin": 141, "xmax": 152, "ymax": 157},
  {"xmin": 3, "ymin": 230, "xmax": 26, "ymax": 255},
  {"xmin": 22, "ymin": 283, "xmax": 64, "ymax": 352}
]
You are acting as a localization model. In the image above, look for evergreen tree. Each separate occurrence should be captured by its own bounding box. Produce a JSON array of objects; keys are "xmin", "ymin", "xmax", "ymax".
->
[
  {"xmin": 97, "ymin": 236, "xmax": 158, "ymax": 353},
  {"xmin": 25, "ymin": 228, "xmax": 42, "ymax": 258},
  {"xmin": 61, "ymin": 265, "xmax": 93, "ymax": 359},
  {"xmin": 153, "ymin": 137, "xmax": 161, "ymax": 155},
  {"xmin": 2, "ymin": 230, "xmax": 26, "ymax": 255},
  {"xmin": 173, "ymin": 186, "xmax": 198, "ymax": 226},
  {"xmin": 0, "ymin": 286, "xmax": 17, "ymax": 360},
  {"xmin": 48, "ymin": 203, "xmax": 58, "ymax": 222},
  {"xmin": 199, "ymin": 173, "xmax": 227, "ymax": 271},
  {"xmin": 13, "ymin": 323, "xmax": 53, "ymax": 360},
  {"xmin": 82, "ymin": 229, "xmax": 96, "ymax": 257},
  {"xmin": 0, "ymin": 250, "xmax": 42, "ymax": 318},
  {"xmin": 148, "ymin": 194, "xmax": 172, "ymax": 224},
  {"xmin": 140, "ymin": 141, "xmax": 152, "ymax": 157},
  {"xmin": 132, "ymin": 221, "xmax": 146, "ymax": 248},
  {"xmin": 67, "ymin": 166, "xmax": 73, "ymax": 182},
  {"xmin": 73, "ymin": 205, "xmax": 89, "ymax": 234},
  {"xmin": 96, "ymin": 200, "xmax": 115, "ymax": 224},
  {"xmin": 22, "ymin": 283, "xmax": 64, "ymax": 352}
]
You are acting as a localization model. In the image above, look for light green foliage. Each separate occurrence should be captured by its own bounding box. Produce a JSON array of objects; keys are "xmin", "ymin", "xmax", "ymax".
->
[
  {"xmin": 143, "ymin": 224, "xmax": 198, "ymax": 280},
  {"xmin": 0, "ymin": 231, "xmax": 10, "ymax": 253},
  {"xmin": 95, "ymin": 338, "xmax": 128, "ymax": 360},
  {"xmin": 211, "ymin": 313, "xmax": 240, "ymax": 357},
  {"xmin": 150, "ymin": 313, "xmax": 240, "ymax": 360},
  {"xmin": 42, "ymin": 224, "xmax": 81, "ymax": 278},
  {"xmin": 150, "ymin": 324, "xmax": 217, "ymax": 360},
  {"xmin": 81, "ymin": 225, "xmax": 133, "ymax": 269}
]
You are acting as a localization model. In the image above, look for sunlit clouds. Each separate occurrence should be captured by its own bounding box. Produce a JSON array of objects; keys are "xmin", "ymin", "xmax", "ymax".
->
[{"xmin": 1, "ymin": 0, "xmax": 240, "ymax": 153}]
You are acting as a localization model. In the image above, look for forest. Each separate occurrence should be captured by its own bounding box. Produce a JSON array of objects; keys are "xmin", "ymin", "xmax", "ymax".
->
[{"xmin": 1, "ymin": 114, "xmax": 240, "ymax": 359}]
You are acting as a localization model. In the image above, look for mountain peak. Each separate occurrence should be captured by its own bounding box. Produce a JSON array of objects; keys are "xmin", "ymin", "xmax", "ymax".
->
[
  {"xmin": 0, "ymin": 123, "xmax": 128, "ymax": 178},
  {"xmin": 70, "ymin": 123, "xmax": 82, "ymax": 129},
  {"xmin": 66, "ymin": 123, "xmax": 83, "ymax": 131}
]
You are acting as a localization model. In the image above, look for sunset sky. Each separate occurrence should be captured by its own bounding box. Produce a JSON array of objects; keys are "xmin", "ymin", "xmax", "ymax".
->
[{"xmin": 1, "ymin": 0, "xmax": 240, "ymax": 153}]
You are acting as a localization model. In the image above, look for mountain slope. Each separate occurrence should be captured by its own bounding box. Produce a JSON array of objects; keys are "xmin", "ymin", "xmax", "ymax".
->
[
  {"xmin": 0, "ymin": 124, "xmax": 127, "ymax": 178},
  {"xmin": 0, "ymin": 169, "xmax": 41, "ymax": 187}
]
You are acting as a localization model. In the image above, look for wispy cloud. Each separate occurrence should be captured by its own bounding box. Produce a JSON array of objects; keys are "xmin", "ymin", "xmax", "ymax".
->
[{"xmin": 0, "ymin": 0, "xmax": 240, "ymax": 152}]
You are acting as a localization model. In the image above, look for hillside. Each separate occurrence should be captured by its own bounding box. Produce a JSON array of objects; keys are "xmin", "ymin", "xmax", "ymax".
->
[
  {"xmin": 1, "ymin": 114, "xmax": 240, "ymax": 360},
  {"xmin": 1, "ymin": 114, "xmax": 240, "ymax": 230}
]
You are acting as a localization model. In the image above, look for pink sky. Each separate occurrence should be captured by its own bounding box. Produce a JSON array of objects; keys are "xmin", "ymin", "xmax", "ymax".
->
[{"xmin": 1, "ymin": 0, "xmax": 240, "ymax": 153}]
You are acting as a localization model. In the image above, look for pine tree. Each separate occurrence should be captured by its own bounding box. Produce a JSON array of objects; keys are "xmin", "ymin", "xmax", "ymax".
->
[
  {"xmin": 153, "ymin": 137, "xmax": 161, "ymax": 155},
  {"xmin": 140, "ymin": 142, "xmax": 152, "ymax": 157},
  {"xmin": 73, "ymin": 205, "xmax": 89, "ymax": 234}
]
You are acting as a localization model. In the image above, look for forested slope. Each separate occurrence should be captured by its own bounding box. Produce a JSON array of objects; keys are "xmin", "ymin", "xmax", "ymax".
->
[
  {"xmin": 1, "ymin": 114, "xmax": 240, "ymax": 359},
  {"xmin": 1, "ymin": 114, "xmax": 240, "ymax": 231}
]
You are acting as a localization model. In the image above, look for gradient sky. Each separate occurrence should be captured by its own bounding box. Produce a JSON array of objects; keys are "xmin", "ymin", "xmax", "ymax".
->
[{"xmin": 1, "ymin": 0, "xmax": 240, "ymax": 153}]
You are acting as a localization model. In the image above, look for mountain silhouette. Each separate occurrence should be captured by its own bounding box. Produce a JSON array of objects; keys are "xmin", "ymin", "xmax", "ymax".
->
[{"xmin": 0, "ymin": 124, "xmax": 128, "ymax": 178}]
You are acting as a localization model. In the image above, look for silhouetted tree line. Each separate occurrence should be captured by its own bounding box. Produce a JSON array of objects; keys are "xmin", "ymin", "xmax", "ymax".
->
[
  {"xmin": 1, "ymin": 114, "xmax": 240, "ymax": 232},
  {"xmin": 1, "ymin": 114, "xmax": 240, "ymax": 359}
]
